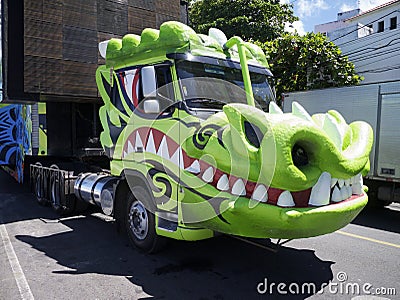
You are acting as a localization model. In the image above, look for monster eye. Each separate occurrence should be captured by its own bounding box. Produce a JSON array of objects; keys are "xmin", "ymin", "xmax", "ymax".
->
[
  {"xmin": 244, "ymin": 121, "xmax": 263, "ymax": 148},
  {"xmin": 292, "ymin": 143, "xmax": 309, "ymax": 167}
]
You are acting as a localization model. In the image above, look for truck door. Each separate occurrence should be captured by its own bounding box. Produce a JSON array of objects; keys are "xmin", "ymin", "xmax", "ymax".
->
[{"xmin": 138, "ymin": 64, "xmax": 181, "ymax": 222}]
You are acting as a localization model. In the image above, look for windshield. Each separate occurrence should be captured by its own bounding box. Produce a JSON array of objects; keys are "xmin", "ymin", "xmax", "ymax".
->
[{"xmin": 176, "ymin": 60, "xmax": 275, "ymax": 112}]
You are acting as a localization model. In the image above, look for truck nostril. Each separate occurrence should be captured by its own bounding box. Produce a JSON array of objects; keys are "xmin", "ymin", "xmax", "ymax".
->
[
  {"xmin": 244, "ymin": 121, "xmax": 263, "ymax": 148},
  {"xmin": 292, "ymin": 143, "xmax": 309, "ymax": 167}
]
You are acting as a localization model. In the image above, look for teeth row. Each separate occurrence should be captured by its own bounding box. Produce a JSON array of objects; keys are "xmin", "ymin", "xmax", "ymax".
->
[
  {"xmin": 199, "ymin": 168, "xmax": 363, "ymax": 208},
  {"xmin": 122, "ymin": 130, "xmax": 201, "ymax": 173},
  {"xmin": 200, "ymin": 166, "xmax": 268, "ymax": 202},
  {"xmin": 308, "ymin": 172, "xmax": 363, "ymax": 207},
  {"xmin": 124, "ymin": 130, "xmax": 363, "ymax": 208}
]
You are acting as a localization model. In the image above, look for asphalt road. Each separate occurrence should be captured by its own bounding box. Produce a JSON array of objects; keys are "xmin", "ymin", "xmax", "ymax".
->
[{"xmin": 1, "ymin": 169, "xmax": 399, "ymax": 300}]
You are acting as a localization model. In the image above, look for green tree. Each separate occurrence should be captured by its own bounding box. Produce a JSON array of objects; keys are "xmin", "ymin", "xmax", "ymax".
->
[
  {"xmin": 189, "ymin": 1, "xmax": 362, "ymax": 105},
  {"xmin": 189, "ymin": 0, "xmax": 297, "ymax": 41},
  {"xmin": 261, "ymin": 33, "xmax": 363, "ymax": 104}
]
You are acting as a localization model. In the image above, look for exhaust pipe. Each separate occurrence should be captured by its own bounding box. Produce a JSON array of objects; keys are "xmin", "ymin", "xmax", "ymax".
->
[{"xmin": 74, "ymin": 173, "xmax": 118, "ymax": 215}]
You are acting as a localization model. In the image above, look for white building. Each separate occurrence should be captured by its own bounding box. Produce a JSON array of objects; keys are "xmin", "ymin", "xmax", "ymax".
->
[{"xmin": 314, "ymin": 0, "xmax": 400, "ymax": 84}]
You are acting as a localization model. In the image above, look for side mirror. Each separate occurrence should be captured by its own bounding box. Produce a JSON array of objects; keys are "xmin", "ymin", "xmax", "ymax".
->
[
  {"xmin": 141, "ymin": 66, "xmax": 157, "ymax": 98},
  {"xmin": 143, "ymin": 99, "xmax": 160, "ymax": 114}
]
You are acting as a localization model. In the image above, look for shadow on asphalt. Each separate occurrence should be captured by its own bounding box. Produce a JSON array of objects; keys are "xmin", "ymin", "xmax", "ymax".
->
[
  {"xmin": 352, "ymin": 205, "xmax": 400, "ymax": 234},
  {"xmin": 2, "ymin": 170, "xmax": 335, "ymax": 299},
  {"xmin": 16, "ymin": 222, "xmax": 334, "ymax": 299}
]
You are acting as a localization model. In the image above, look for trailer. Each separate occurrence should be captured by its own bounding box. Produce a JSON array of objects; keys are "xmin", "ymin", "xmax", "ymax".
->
[{"xmin": 283, "ymin": 81, "xmax": 400, "ymax": 206}]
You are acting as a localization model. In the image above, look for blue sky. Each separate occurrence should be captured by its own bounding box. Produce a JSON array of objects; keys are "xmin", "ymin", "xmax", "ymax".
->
[{"xmin": 281, "ymin": 0, "xmax": 395, "ymax": 34}]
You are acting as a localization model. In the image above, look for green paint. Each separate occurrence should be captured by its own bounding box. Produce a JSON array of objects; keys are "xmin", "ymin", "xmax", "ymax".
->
[
  {"xmin": 225, "ymin": 36, "xmax": 254, "ymax": 106},
  {"xmin": 96, "ymin": 21, "xmax": 374, "ymax": 241}
]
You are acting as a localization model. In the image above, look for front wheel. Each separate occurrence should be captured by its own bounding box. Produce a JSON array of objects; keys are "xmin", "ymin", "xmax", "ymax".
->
[{"xmin": 124, "ymin": 186, "xmax": 167, "ymax": 253}]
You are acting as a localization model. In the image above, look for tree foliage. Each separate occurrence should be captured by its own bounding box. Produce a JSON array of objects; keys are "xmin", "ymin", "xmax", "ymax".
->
[
  {"xmin": 189, "ymin": 0, "xmax": 298, "ymax": 41},
  {"xmin": 189, "ymin": 1, "xmax": 363, "ymax": 104},
  {"xmin": 261, "ymin": 33, "xmax": 363, "ymax": 103}
]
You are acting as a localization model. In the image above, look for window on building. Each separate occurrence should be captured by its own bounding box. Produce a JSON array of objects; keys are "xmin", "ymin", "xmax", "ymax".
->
[
  {"xmin": 390, "ymin": 17, "xmax": 397, "ymax": 30},
  {"xmin": 377, "ymin": 21, "xmax": 384, "ymax": 32}
]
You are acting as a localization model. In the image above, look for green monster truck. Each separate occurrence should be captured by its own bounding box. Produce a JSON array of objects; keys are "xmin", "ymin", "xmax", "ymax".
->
[{"xmin": 95, "ymin": 21, "xmax": 373, "ymax": 252}]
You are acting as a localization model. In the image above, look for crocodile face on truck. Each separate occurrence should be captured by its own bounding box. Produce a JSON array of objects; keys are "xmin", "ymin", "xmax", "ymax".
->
[{"xmin": 94, "ymin": 21, "xmax": 373, "ymax": 252}]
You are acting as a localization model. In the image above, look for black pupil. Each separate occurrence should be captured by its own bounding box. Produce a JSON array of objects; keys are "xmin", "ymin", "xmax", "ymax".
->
[
  {"xmin": 292, "ymin": 144, "xmax": 308, "ymax": 167},
  {"xmin": 244, "ymin": 121, "xmax": 263, "ymax": 148}
]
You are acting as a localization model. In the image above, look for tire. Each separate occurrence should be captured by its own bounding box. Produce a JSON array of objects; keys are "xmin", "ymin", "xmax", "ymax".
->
[
  {"xmin": 35, "ymin": 173, "xmax": 49, "ymax": 206},
  {"xmin": 124, "ymin": 186, "xmax": 167, "ymax": 253},
  {"xmin": 49, "ymin": 174, "xmax": 76, "ymax": 216}
]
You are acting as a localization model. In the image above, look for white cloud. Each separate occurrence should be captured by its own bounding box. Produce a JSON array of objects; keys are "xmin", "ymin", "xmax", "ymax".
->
[
  {"xmin": 359, "ymin": 0, "xmax": 394, "ymax": 11},
  {"xmin": 340, "ymin": 3, "xmax": 357, "ymax": 12},
  {"xmin": 285, "ymin": 21, "xmax": 306, "ymax": 35},
  {"xmin": 296, "ymin": 0, "xmax": 330, "ymax": 18}
]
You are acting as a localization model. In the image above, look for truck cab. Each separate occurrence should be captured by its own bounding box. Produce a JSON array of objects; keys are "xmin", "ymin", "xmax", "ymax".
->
[{"xmin": 94, "ymin": 23, "xmax": 277, "ymax": 251}]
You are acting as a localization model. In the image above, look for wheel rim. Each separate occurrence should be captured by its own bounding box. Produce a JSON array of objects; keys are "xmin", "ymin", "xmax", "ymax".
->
[
  {"xmin": 36, "ymin": 176, "xmax": 43, "ymax": 198},
  {"xmin": 128, "ymin": 200, "xmax": 149, "ymax": 240},
  {"xmin": 51, "ymin": 179, "xmax": 60, "ymax": 208}
]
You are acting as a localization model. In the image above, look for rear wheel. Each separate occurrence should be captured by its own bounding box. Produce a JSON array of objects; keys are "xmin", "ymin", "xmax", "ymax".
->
[
  {"xmin": 124, "ymin": 186, "xmax": 167, "ymax": 253},
  {"xmin": 50, "ymin": 173, "xmax": 75, "ymax": 216},
  {"xmin": 49, "ymin": 164, "xmax": 78, "ymax": 215},
  {"xmin": 35, "ymin": 173, "xmax": 49, "ymax": 206}
]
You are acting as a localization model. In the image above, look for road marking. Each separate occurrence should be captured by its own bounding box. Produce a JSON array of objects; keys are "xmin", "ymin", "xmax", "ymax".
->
[
  {"xmin": 337, "ymin": 230, "xmax": 400, "ymax": 249},
  {"xmin": 0, "ymin": 222, "xmax": 35, "ymax": 300}
]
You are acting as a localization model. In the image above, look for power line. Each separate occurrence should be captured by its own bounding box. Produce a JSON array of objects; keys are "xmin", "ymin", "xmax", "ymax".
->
[
  {"xmin": 346, "ymin": 39, "xmax": 400, "ymax": 61},
  {"xmin": 330, "ymin": 9, "xmax": 400, "ymax": 44},
  {"xmin": 343, "ymin": 34, "xmax": 400, "ymax": 56},
  {"xmin": 361, "ymin": 64, "xmax": 400, "ymax": 73},
  {"xmin": 349, "ymin": 45, "xmax": 400, "ymax": 63},
  {"xmin": 356, "ymin": 52, "xmax": 400, "ymax": 68}
]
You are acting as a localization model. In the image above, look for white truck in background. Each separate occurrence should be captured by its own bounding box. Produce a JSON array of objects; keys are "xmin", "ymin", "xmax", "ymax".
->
[{"xmin": 283, "ymin": 81, "xmax": 400, "ymax": 207}]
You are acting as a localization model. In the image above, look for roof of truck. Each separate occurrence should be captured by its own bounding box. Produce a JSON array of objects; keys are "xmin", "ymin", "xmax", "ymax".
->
[{"xmin": 100, "ymin": 21, "xmax": 269, "ymax": 70}]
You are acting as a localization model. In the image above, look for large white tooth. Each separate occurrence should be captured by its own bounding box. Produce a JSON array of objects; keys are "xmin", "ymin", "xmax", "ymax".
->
[
  {"xmin": 217, "ymin": 174, "xmax": 229, "ymax": 191},
  {"xmin": 292, "ymin": 102, "xmax": 313, "ymax": 122},
  {"xmin": 157, "ymin": 136, "xmax": 169, "ymax": 159},
  {"xmin": 338, "ymin": 179, "xmax": 344, "ymax": 188},
  {"xmin": 269, "ymin": 102, "xmax": 283, "ymax": 114},
  {"xmin": 171, "ymin": 147, "xmax": 184, "ymax": 169},
  {"xmin": 350, "ymin": 176, "xmax": 355, "ymax": 185},
  {"xmin": 127, "ymin": 140, "xmax": 134, "ymax": 154},
  {"xmin": 251, "ymin": 184, "xmax": 268, "ymax": 203},
  {"xmin": 146, "ymin": 131, "xmax": 156, "ymax": 154},
  {"xmin": 202, "ymin": 167, "xmax": 214, "ymax": 183},
  {"xmin": 346, "ymin": 186, "xmax": 352, "ymax": 198},
  {"xmin": 185, "ymin": 160, "xmax": 200, "ymax": 174},
  {"xmin": 123, "ymin": 150, "xmax": 128, "ymax": 158},
  {"xmin": 135, "ymin": 132, "xmax": 144, "ymax": 150},
  {"xmin": 231, "ymin": 179, "xmax": 246, "ymax": 196},
  {"xmin": 331, "ymin": 178, "xmax": 338, "ymax": 188},
  {"xmin": 355, "ymin": 173, "xmax": 363, "ymax": 186},
  {"xmin": 277, "ymin": 191, "xmax": 295, "ymax": 207},
  {"xmin": 340, "ymin": 187, "xmax": 348, "ymax": 200},
  {"xmin": 344, "ymin": 179, "xmax": 351, "ymax": 187},
  {"xmin": 331, "ymin": 186, "xmax": 342, "ymax": 202},
  {"xmin": 352, "ymin": 183, "xmax": 363, "ymax": 195},
  {"xmin": 309, "ymin": 172, "xmax": 331, "ymax": 206}
]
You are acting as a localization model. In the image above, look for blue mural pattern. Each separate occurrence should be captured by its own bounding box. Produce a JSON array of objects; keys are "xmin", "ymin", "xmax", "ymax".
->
[{"xmin": 0, "ymin": 105, "xmax": 31, "ymax": 182}]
